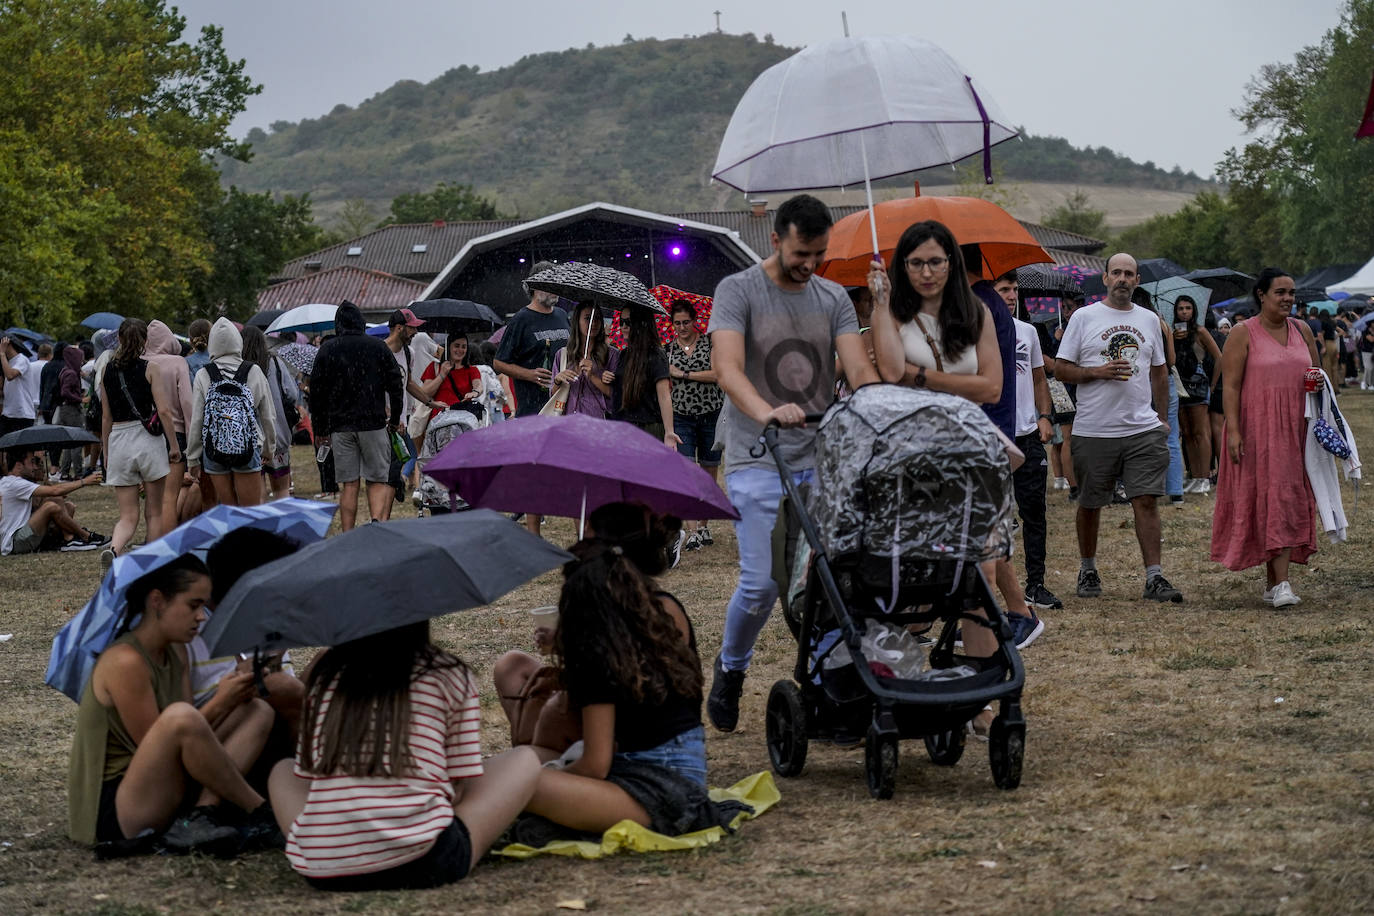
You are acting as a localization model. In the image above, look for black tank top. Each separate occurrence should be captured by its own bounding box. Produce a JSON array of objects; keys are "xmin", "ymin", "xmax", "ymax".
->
[{"xmin": 103, "ymin": 360, "xmax": 155, "ymax": 423}]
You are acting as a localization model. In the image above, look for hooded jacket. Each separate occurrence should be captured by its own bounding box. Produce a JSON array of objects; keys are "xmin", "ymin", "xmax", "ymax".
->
[
  {"xmin": 186, "ymin": 318, "xmax": 278, "ymax": 466},
  {"xmin": 58, "ymin": 346, "xmax": 85, "ymax": 406},
  {"xmin": 309, "ymin": 303, "xmax": 403, "ymax": 437},
  {"xmin": 41, "ymin": 343, "xmax": 67, "ymax": 412},
  {"xmin": 142, "ymin": 320, "xmax": 194, "ymax": 434}
]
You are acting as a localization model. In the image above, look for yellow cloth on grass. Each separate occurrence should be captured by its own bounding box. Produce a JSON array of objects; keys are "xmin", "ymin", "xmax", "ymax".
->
[{"xmin": 495, "ymin": 771, "xmax": 780, "ymax": 860}]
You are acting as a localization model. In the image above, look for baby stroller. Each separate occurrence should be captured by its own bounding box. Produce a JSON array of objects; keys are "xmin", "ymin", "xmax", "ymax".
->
[
  {"xmin": 413, "ymin": 406, "xmax": 480, "ymax": 516},
  {"xmin": 759, "ymin": 383, "xmax": 1026, "ymax": 798}
]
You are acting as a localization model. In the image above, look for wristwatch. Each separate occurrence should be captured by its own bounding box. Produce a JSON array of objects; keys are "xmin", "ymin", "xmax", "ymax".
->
[{"xmin": 1038, "ymin": 412, "xmax": 1053, "ymax": 422}]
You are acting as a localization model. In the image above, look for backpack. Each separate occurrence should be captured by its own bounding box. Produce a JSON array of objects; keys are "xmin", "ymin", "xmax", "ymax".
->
[{"xmin": 203, "ymin": 362, "xmax": 257, "ymax": 466}]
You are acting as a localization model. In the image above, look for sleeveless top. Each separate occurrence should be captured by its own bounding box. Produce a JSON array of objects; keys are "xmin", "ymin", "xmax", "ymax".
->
[
  {"xmin": 101, "ymin": 359, "xmax": 156, "ymax": 424},
  {"xmin": 68, "ymin": 633, "xmax": 184, "ymax": 844},
  {"xmin": 899, "ymin": 312, "xmax": 979, "ymax": 376}
]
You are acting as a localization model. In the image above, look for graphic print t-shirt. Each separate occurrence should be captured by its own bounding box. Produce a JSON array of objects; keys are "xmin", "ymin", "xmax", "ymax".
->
[
  {"xmin": 494, "ymin": 307, "xmax": 569, "ymax": 417},
  {"xmin": 1012, "ymin": 318, "xmax": 1044, "ymax": 437},
  {"xmin": 1055, "ymin": 302, "xmax": 1165, "ymax": 438},
  {"xmin": 708, "ymin": 264, "xmax": 859, "ymax": 472}
]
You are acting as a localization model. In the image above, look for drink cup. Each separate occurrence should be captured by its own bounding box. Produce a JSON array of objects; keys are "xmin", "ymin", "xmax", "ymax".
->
[
  {"xmin": 529, "ymin": 605, "xmax": 559, "ymax": 654},
  {"xmin": 1174, "ymin": 321, "xmax": 1188, "ymax": 333},
  {"xmin": 1304, "ymin": 367, "xmax": 1323, "ymax": 392}
]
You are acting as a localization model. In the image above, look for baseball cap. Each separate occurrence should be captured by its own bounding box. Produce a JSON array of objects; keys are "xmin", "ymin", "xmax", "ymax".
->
[{"xmin": 388, "ymin": 307, "xmax": 424, "ymax": 328}]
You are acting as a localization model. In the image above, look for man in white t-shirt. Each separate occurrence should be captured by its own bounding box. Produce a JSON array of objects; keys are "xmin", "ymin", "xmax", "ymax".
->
[
  {"xmin": 993, "ymin": 272, "xmax": 1060, "ymax": 611},
  {"xmin": 1053, "ymin": 253, "xmax": 1183, "ymax": 604},
  {"xmin": 1, "ymin": 448, "xmax": 106, "ymax": 555},
  {"xmin": 1, "ymin": 336, "xmax": 37, "ymax": 437}
]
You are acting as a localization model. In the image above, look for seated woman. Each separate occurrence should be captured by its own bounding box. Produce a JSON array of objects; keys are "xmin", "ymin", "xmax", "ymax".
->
[
  {"xmin": 419, "ymin": 334, "xmax": 483, "ymax": 418},
  {"xmin": 268, "ymin": 621, "xmax": 540, "ymax": 891},
  {"xmin": 517, "ymin": 507, "xmax": 733, "ymax": 838},
  {"xmin": 67, "ymin": 555, "xmax": 279, "ymax": 856}
]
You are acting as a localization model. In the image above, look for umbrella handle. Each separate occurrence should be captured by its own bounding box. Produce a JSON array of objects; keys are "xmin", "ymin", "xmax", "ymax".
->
[{"xmin": 859, "ymin": 134, "xmax": 880, "ymax": 256}]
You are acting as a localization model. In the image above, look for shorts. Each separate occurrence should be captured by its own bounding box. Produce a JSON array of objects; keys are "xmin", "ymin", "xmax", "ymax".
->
[
  {"xmin": 262, "ymin": 442, "xmax": 292, "ymax": 478},
  {"xmin": 304, "ymin": 817, "xmax": 472, "ymax": 891},
  {"xmin": 202, "ymin": 443, "xmax": 263, "ymax": 476},
  {"xmin": 171, "ymin": 431, "xmax": 187, "ymax": 457},
  {"xmin": 96, "ymin": 776, "xmax": 125, "ymax": 843},
  {"xmin": 105, "ymin": 421, "xmax": 170, "ymax": 486},
  {"xmin": 8, "ymin": 523, "xmax": 62, "ymax": 555},
  {"xmin": 331, "ymin": 428, "xmax": 392, "ymax": 484},
  {"xmin": 1071, "ymin": 428, "xmax": 1168, "ymax": 509},
  {"xmin": 673, "ymin": 410, "xmax": 722, "ymax": 467},
  {"xmin": 615, "ymin": 725, "xmax": 708, "ymax": 788}
]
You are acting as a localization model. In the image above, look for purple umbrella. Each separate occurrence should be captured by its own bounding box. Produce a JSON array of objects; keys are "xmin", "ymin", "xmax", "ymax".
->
[{"xmin": 424, "ymin": 414, "xmax": 739, "ymax": 531}]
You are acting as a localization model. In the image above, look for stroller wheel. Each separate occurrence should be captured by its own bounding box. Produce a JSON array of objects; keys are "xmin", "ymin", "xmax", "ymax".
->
[
  {"xmin": 988, "ymin": 716, "xmax": 1025, "ymax": 790},
  {"xmin": 765, "ymin": 680, "xmax": 808, "ymax": 778},
  {"xmin": 924, "ymin": 726, "xmax": 966, "ymax": 767},
  {"xmin": 864, "ymin": 727, "xmax": 898, "ymax": 800}
]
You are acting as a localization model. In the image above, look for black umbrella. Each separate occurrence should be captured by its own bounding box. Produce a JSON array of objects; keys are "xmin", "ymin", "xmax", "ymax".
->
[
  {"xmin": 0, "ymin": 426, "xmax": 98, "ymax": 451},
  {"xmin": 525, "ymin": 262, "xmax": 668, "ymax": 316},
  {"xmin": 1136, "ymin": 258, "xmax": 1189, "ymax": 284},
  {"xmin": 1294, "ymin": 287, "xmax": 1331, "ymax": 305},
  {"xmin": 408, "ymin": 299, "xmax": 505, "ymax": 335},
  {"xmin": 201, "ymin": 511, "xmax": 572, "ymax": 656},
  {"xmin": 1182, "ymin": 268, "xmax": 1254, "ymax": 303},
  {"xmin": 1015, "ymin": 264, "xmax": 1082, "ymax": 297},
  {"xmin": 246, "ymin": 309, "xmax": 282, "ymax": 330}
]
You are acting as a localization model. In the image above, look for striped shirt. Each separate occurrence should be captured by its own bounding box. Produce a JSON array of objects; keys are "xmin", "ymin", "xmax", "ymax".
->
[{"xmin": 285, "ymin": 664, "xmax": 483, "ymax": 878}]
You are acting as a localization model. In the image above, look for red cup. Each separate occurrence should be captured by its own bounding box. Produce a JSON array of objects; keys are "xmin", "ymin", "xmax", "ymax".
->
[{"xmin": 1304, "ymin": 368, "xmax": 1322, "ymax": 392}]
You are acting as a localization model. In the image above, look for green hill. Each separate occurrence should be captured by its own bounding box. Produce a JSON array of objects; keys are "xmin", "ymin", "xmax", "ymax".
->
[{"xmin": 218, "ymin": 33, "xmax": 1213, "ymax": 219}]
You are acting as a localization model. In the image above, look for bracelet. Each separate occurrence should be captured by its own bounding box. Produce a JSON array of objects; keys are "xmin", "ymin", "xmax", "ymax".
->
[{"xmin": 1038, "ymin": 412, "xmax": 1053, "ymax": 421}]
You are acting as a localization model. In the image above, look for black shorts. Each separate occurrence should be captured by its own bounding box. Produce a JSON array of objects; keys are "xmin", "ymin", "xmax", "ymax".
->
[
  {"xmin": 305, "ymin": 817, "xmax": 473, "ymax": 891},
  {"xmin": 96, "ymin": 777, "xmax": 125, "ymax": 843}
]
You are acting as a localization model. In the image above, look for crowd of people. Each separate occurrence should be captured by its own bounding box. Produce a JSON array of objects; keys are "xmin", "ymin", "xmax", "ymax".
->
[{"xmin": 0, "ymin": 191, "xmax": 1360, "ymax": 893}]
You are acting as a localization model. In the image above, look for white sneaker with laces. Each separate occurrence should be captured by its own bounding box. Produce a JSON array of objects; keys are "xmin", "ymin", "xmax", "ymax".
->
[
  {"xmin": 1270, "ymin": 581, "xmax": 1300, "ymax": 608},
  {"xmin": 1261, "ymin": 585, "xmax": 1275, "ymax": 605},
  {"xmin": 1196, "ymin": 479, "xmax": 1211, "ymax": 495}
]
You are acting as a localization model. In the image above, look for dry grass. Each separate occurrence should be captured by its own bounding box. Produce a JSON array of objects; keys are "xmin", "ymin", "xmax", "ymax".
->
[{"xmin": 2, "ymin": 397, "xmax": 1373, "ymax": 915}]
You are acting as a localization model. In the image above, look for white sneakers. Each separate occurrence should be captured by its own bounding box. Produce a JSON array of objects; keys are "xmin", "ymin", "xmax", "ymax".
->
[
  {"xmin": 1052, "ymin": 477, "xmax": 1069, "ymax": 491},
  {"xmin": 1262, "ymin": 581, "xmax": 1301, "ymax": 608},
  {"xmin": 1183, "ymin": 478, "xmax": 1212, "ymax": 495}
]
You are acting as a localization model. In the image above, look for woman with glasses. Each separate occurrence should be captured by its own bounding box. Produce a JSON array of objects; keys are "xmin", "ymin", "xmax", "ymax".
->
[{"xmin": 665, "ymin": 300, "xmax": 724, "ymax": 550}]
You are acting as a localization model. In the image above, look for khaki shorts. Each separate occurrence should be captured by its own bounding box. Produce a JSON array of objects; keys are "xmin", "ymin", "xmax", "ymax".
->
[
  {"xmin": 1071, "ymin": 428, "xmax": 1168, "ymax": 509},
  {"xmin": 332, "ymin": 428, "xmax": 391, "ymax": 484}
]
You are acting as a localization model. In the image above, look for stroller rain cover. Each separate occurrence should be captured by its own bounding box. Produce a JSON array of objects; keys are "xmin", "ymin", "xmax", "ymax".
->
[{"xmin": 808, "ymin": 384, "xmax": 1014, "ymax": 565}]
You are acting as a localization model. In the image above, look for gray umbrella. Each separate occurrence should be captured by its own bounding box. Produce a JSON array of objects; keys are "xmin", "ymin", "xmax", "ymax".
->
[
  {"xmin": 0, "ymin": 426, "xmax": 98, "ymax": 451},
  {"xmin": 201, "ymin": 510, "xmax": 572, "ymax": 656},
  {"xmin": 524, "ymin": 262, "xmax": 667, "ymax": 316}
]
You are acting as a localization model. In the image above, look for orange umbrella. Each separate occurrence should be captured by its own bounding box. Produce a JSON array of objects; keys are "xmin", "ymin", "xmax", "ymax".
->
[{"xmin": 817, "ymin": 195, "xmax": 1052, "ymax": 285}]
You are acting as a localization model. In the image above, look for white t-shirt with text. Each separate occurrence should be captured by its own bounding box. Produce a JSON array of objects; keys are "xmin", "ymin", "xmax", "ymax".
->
[
  {"xmin": 1012, "ymin": 318, "xmax": 1044, "ymax": 437},
  {"xmin": 1056, "ymin": 302, "xmax": 1166, "ymax": 438}
]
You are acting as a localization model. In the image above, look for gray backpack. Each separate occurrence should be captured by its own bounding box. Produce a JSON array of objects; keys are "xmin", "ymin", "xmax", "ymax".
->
[{"xmin": 203, "ymin": 362, "xmax": 257, "ymax": 465}]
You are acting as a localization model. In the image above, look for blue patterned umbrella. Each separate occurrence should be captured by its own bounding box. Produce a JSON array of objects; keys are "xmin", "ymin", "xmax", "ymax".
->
[{"xmin": 45, "ymin": 498, "xmax": 338, "ymax": 701}]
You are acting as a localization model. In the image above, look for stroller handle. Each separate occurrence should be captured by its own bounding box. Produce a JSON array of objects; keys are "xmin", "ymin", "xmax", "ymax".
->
[{"xmin": 748, "ymin": 414, "xmax": 829, "ymax": 459}]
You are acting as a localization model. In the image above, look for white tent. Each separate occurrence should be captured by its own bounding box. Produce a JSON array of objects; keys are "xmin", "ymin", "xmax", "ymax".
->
[{"xmin": 1327, "ymin": 255, "xmax": 1374, "ymax": 296}]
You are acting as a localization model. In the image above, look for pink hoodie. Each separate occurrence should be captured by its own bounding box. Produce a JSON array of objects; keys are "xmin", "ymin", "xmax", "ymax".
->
[{"xmin": 142, "ymin": 320, "xmax": 193, "ymax": 434}]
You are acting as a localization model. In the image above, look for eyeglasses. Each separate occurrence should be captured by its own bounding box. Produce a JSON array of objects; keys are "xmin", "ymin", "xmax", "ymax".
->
[
  {"xmin": 904, "ymin": 256, "xmax": 950, "ymax": 274},
  {"xmin": 671, "ymin": 319, "xmax": 695, "ymax": 327}
]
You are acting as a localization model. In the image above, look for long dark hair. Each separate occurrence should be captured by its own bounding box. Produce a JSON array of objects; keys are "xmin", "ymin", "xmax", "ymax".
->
[
  {"xmin": 618, "ymin": 308, "xmax": 663, "ymax": 410},
  {"xmin": 887, "ymin": 220, "xmax": 983, "ymax": 358},
  {"xmin": 239, "ymin": 325, "xmax": 270, "ymax": 372},
  {"xmin": 112, "ymin": 318, "xmax": 148, "ymax": 369},
  {"xmin": 554, "ymin": 539, "xmax": 701, "ymax": 708},
  {"xmin": 565, "ymin": 302, "xmax": 608, "ymax": 369},
  {"xmin": 587, "ymin": 500, "xmax": 682, "ymax": 575},
  {"xmin": 299, "ymin": 621, "xmax": 466, "ymax": 778},
  {"xmin": 1252, "ymin": 267, "xmax": 1293, "ymax": 308},
  {"xmin": 116, "ymin": 555, "xmax": 210, "ymax": 637},
  {"xmin": 448, "ymin": 334, "xmax": 472, "ymax": 369},
  {"xmin": 1174, "ymin": 295, "xmax": 1199, "ymax": 337}
]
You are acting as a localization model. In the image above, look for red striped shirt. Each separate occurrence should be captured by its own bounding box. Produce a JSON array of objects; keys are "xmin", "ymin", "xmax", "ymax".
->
[{"xmin": 285, "ymin": 665, "xmax": 483, "ymax": 878}]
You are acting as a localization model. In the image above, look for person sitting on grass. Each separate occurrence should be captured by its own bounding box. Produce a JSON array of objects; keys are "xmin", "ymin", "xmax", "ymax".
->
[
  {"xmin": 67, "ymin": 555, "xmax": 282, "ymax": 856},
  {"xmin": 267, "ymin": 621, "xmax": 540, "ymax": 891},
  {"xmin": 1, "ymin": 448, "xmax": 106, "ymax": 556}
]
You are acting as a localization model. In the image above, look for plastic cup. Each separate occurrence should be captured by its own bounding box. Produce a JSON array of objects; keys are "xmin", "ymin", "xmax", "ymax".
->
[
  {"xmin": 529, "ymin": 606, "xmax": 559, "ymax": 655},
  {"xmin": 1174, "ymin": 321, "xmax": 1188, "ymax": 333}
]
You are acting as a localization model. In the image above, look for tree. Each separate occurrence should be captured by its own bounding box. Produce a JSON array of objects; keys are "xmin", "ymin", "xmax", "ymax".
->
[
  {"xmin": 383, "ymin": 182, "xmax": 507, "ymax": 224},
  {"xmin": 0, "ymin": 0, "xmax": 259, "ymax": 328},
  {"xmin": 951, "ymin": 160, "xmax": 1027, "ymax": 213},
  {"xmin": 1042, "ymin": 189, "xmax": 1108, "ymax": 239},
  {"xmin": 337, "ymin": 198, "xmax": 378, "ymax": 238}
]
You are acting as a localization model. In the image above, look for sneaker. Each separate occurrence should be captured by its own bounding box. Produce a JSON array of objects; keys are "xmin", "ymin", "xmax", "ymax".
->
[
  {"xmin": 1270, "ymin": 581, "xmax": 1300, "ymax": 608},
  {"xmin": 160, "ymin": 806, "xmax": 242, "ymax": 857},
  {"xmin": 1025, "ymin": 582, "xmax": 1063, "ymax": 610},
  {"xmin": 1143, "ymin": 574, "xmax": 1184, "ymax": 603},
  {"xmin": 682, "ymin": 532, "xmax": 703, "ymax": 552},
  {"xmin": 1076, "ymin": 568, "xmax": 1103, "ymax": 598},
  {"xmin": 1053, "ymin": 476, "xmax": 1069, "ymax": 491},
  {"xmin": 100, "ymin": 547, "xmax": 117, "ymax": 573},
  {"xmin": 697, "ymin": 525, "xmax": 713, "ymax": 546},
  {"xmin": 706, "ymin": 654, "xmax": 745, "ymax": 732},
  {"xmin": 85, "ymin": 530, "xmax": 111, "ymax": 546},
  {"xmin": 1112, "ymin": 485, "xmax": 1130, "ymax": 505},
  {"xmin": 1195, "ymin": 479, "xmax": 1211, "ymax": 495},
  {"xmin": 1067, "ymin": 486, "xmax": 1080, "ymax": 503},
  {"xmin": 60, "ymin": 538, "xmax": 100, "ymax": 552},
  {"xmin": 1007, "ymin": 610, "xmax": 1045, "ymax": 649},
  {"xmin": 669, "ymin": 529, "xmax": 686, "ymax": 569},
  {"xmin": 1182, "ymin": 478, "xmax": 1199, "ymax": 494},
  {"xmin": 237, "ymin": 803, "xmax": 285, "ymax": 851},
  {"xmin": 1169, "ymin": 494, "xmax": 1185, "ymax": 508}
]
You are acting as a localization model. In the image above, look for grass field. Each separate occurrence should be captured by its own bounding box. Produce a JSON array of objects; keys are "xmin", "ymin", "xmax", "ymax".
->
[{"xmin": 1, "ymin": 395, "xmax": 1372, "ymax": 915}]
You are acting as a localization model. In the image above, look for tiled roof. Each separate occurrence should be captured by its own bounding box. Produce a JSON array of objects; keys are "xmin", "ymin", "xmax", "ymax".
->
[
  {"xmin": 257, "ymin": 266, "xmax": 426, "ymax": 314},
  {"xmin": 273, "ymin": 205, "xmax": 1107, "ymax": 284}
]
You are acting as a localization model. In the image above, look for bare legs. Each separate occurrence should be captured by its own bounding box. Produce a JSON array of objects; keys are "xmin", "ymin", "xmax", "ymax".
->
[
  {"xmin": 1179, "ymin": 403, "xmax": 1211, "ymax": 481},
  {"xmin": 339, "ymin": 480, "xmax": 361, "ymax": 531},
  {"xmin": 209, "ymin": 471, "xmax": 264, "ymax": 508},
  {"xmin": 368, "ymin": 480, "xmax": 392, "ymax": 522},
  {"xmin": 160, "ymin": 460, "xmax": 185, "ymax": 535},
  {"xmin": 266, "ymin": 469, "xmax": 291, "ymax": 500},
  {"xmin": 111, "ymin": 485, "xmax": 141, "ymax": 555},
  {"xmin": 1266, "ymin": 549, "xmax": 1293, "ymax": 589},
  {"xmin": 525, "ymin": 766, "xmax": 650, "ymax": 834},
  {"xmin": 1131, "ymin": 495, "xmax": 1162, "ymax": 567}
]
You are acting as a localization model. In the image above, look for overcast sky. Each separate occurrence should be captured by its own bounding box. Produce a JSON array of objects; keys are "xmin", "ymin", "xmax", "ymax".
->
[{"xmin": 175, "ymin": 0, "xmax": 1347, "ymax": 179}]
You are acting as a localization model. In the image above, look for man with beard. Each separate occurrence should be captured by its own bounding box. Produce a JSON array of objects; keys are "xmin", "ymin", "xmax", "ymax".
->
[
  {"xmin": 1, "ymin": 449, "xmax": 106, "ymax": 555},
  {"xmin": 1054, "ymin": 253, "xmax": 1181, "ymax": 603}
]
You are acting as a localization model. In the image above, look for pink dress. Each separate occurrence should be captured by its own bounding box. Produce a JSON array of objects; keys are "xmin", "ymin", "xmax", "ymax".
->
[{"xmin": 1210, "ymin": 318, "xmax": 1316, "ymax": 570}]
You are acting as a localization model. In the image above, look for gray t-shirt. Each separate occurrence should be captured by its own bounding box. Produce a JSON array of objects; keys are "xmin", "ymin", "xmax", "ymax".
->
[{"xmin": 708, "ymin": 264, "xmax": 859, "ymax": 473}]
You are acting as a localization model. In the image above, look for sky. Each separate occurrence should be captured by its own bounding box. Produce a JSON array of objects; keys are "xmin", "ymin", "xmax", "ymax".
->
[{"xmin": 175, "ymin": 0, "xmax": 1349, "ymax": 179}]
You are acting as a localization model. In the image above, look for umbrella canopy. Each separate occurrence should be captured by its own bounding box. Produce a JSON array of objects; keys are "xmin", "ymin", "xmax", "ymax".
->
[
  {"xmin": 1015, "ymin": 263, "xmax": 1083, "ymax": 298},
  {"xmin": 1182, "ymin": 268, "xmax": 1254, "ymax": 303},
  {"xmin": 276, "ymin": 342, "xmax": 318, "ymax": 377},
  {"xmin": 609, "ymin": 286, "xmax": 713, "ymax": 348},
  {"xmin": 45, "ymin": 498, "xmax": 338, "ymax": 701},
  {"xmin": 265, "ymin": 303, "xmax": 339, "ymax": 335},
  {"xmin": 817, "ymin": 196, "xmax": 1052, "ymax": 285},
  {"xmin": 246, "ymin": 308, "xmax": 283, "ymax": 329},
  {"xmin": 425, "ymin": 413, "xmax": 739, "ymax": 523},
  {"xmin": 1136, "ymin": 258, "xmax": 1189, "ymax": 285},
  {"xmin": 80, "ymin": 312, "xmax": 124, "ymax": 331},
  {"xmin": 712, "ymin": 34, "xmax": 1016, "ymax": 193},
  {"xmin": 0, "ymin": 426, "xmax": 98, "ymax": 452},
  {"xmin": 201, "ymin": 511, "xmax": 572, "ymax": 657},
  {"xmin": 1141, "ymin": 276, "xmax": 1211, "ymax": 325},
  {"xmin": 1306, "ymin": 299, "xmax": 1340, "ymax": 315},
  {"xmin": 409, "ymin": 299, "xmax": 505, "ymax": 335},
  {"xmin": 524, "ymin": 263, "xmax": 667, "ymax": 316},
  {"xmin": 4, "ymin": 327, "xmax": 52, "ymax": 346}
]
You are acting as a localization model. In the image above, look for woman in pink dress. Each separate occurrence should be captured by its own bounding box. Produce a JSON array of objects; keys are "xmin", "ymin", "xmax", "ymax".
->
[{"xmin": 1211, "ymin": 268, "xmax": 1320, "ymax": 607}]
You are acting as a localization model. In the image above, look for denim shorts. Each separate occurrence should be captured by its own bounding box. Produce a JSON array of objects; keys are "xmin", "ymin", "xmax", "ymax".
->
[
  {"xmin": 201, "ymin": 443, "xmax": 262, "ymax": 475},
  {"xmin": 673, "ymin": 410, "xmax": 722, "ymax": 467},
  {"xmin": 615, "ymin": 725, "xmax": 707, "ymax": 787}
]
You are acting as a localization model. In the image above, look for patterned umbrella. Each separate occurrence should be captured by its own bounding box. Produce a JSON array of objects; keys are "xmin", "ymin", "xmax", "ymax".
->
[
  {"xmin": 277, "ymin": 342, "xmax": 318, "ymax": 377},
  {"xmin": 609, "ymin": 285, "xmax": 713, "ymax": 348},
  {"xmin": 524, "ymin": 262, "xmax": 667, "ymax": 316},
  {"xmin": 1015, "ymin": 264, "xmax": 1083, "ymax": 297}
]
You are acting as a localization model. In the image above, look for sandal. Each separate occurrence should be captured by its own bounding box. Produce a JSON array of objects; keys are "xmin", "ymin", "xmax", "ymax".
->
[{"xmin": 965, "ymin": 704, "xmax": 994, "ymax": 742}]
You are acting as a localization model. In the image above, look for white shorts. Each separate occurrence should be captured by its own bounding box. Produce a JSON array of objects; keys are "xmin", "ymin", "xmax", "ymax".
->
[{"xmin": 105, "ymin": 421, "xmax": 169, "ymax": 486}]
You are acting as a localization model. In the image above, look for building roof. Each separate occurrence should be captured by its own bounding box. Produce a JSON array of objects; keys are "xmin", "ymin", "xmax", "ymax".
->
[{"xmin": 256, "ymin": 266, "xmax": 426, "ymax": 315}]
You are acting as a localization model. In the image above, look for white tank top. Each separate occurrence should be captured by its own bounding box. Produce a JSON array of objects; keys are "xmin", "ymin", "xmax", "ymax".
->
[{"xmin": 899, "ymin": 312, "xmax": 979, "ymax": 376}]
